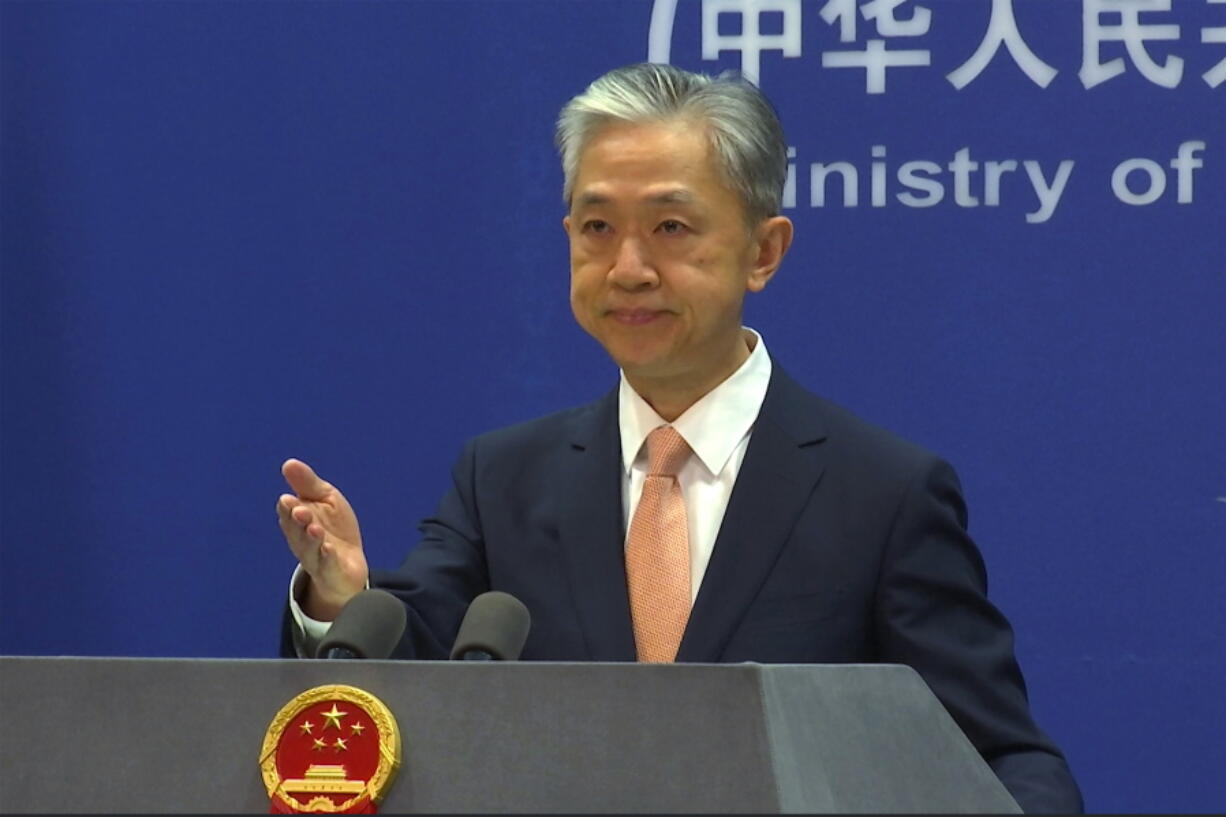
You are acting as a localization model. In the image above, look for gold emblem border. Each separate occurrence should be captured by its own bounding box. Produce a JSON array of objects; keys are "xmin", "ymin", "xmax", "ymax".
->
[{"xmin": 260, "ymin": 684, "xmax": 402, "ymax": 813}]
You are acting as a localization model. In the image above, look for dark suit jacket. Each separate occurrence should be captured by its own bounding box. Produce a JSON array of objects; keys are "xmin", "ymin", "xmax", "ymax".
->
[{"xmin": 285, "ymin": 366, "xmax": 1082, "ymax": 813}]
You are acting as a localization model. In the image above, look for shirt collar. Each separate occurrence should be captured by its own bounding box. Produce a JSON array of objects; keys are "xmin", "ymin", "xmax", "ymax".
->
[{"xmin": 618, "ymin": 328, "xmax": 773, "ymax": 477}]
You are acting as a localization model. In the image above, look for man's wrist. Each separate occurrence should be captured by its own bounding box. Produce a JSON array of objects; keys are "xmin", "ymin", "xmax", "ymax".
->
[
  {"xmin": 292, "ymin": 566, "xmax": 371, "ymax": 622},
  {"xmin": 301, "ymin": 583, "xmax": 348, "ymax": 622}
]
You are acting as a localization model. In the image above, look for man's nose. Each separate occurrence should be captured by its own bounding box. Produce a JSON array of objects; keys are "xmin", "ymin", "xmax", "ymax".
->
[{"xmin": 607, "ymin": 237, "xmax": 657, "ymax": 289}]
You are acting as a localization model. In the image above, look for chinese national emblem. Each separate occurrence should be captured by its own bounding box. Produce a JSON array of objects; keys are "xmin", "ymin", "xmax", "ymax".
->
[{"xmin": 260, "ymin": 685, "xmax": 401, "ymax": 814}]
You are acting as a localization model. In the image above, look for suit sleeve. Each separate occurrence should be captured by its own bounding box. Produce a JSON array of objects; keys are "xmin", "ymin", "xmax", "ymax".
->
[
  {"xmin": 874, "ymin": 458, "xmax": 1083, "ymax": 814},
  {"xmin": 373, "ymin": 437, "xmax": 492, "ymax": 659}
]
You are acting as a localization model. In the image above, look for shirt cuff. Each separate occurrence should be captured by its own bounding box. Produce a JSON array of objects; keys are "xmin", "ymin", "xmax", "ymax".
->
[{"xmin": 286, "ymin": 565, "xmax": 371, "ymax": 658}]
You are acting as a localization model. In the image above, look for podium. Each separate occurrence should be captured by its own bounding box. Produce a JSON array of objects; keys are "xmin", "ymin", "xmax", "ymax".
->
[{"xmin": 0, "ymin": 657, "xmax": 1020, "ymax": 813}]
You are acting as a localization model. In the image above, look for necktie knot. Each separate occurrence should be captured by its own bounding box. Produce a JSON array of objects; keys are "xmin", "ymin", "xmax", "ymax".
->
[{"xmin": 646, "ymin": 426, "xmax": 690, "ymax": 477}]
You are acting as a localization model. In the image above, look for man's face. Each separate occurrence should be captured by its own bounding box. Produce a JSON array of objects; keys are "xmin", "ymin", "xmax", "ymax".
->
[{"xmin": 564, "ymin": 120, "xmax": 788, "ymax": 396}]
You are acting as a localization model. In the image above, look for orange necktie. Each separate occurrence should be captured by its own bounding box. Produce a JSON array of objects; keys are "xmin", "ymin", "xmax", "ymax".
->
[{"xmin": 625, "ymin": 425, "xmax": 692, "ymax": 662}]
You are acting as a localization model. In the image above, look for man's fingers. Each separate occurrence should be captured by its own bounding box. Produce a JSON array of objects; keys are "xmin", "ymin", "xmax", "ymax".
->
[
  {"xmin": 276, "ymin": 494, "xmax": 315, "ymax": 536},
  {"xmin": 282, "ymin": 458, "xmax": 332, "ymax": 501},
  {"xmin": 278, "ymin": 495, "xmax": 302, "ymax": 527},
  {"xmin": 278, "ymin": 503, "xmax": 324, "ymax": 560},
  {"xmin": 279, "ymin": 507, "xmax": 315, "ymax": 546},
  {"xmin": 279, "ymin": 500, "xmax": 339, "ymax": 549}
]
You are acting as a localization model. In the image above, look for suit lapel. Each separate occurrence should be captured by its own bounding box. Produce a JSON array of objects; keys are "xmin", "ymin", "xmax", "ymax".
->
[
  {"xmin": 557, "ymin": 390, "xmax": 638, "ymax": 661},
  {"xmin": 677, "ymin": 368, "xmax": 829, "ymax": 662}
]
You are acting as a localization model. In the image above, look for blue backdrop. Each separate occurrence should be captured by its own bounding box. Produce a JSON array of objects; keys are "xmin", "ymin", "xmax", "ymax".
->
[{"xmin": 2, "ymin": 0, "xmax": 1223, "ymax": 811}]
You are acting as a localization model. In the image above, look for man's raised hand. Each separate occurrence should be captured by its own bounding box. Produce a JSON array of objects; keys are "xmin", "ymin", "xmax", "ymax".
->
[{"xmin": 277, "ymin": 458, "xmax": 369, "ymax": 621}]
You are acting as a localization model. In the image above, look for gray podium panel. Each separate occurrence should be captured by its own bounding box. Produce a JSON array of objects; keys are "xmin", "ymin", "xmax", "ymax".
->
[{"xmin": 0, "ymin": 657, "xmax": 1019, "ymax": 813}]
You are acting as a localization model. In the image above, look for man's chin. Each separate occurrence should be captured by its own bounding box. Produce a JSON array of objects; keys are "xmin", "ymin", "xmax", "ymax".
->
[
  {"xmin": 611, "ymin": 355, "xmax": 684, "ymax": 384},
  {"xmin": 597, "ymin": 334, "xmax": 671, "ymax": 370}
]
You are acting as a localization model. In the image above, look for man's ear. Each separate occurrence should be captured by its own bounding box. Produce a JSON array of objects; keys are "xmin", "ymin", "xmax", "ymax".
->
[
  {"xmin": 746, "ymin": 216, "xmax": 793, "ymax": 293},
  {"xmin": 562, "ymin": 215, "xmax": 572, "ymax": 235}
]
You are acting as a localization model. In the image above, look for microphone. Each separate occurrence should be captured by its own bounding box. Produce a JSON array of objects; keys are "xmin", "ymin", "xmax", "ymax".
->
[
  {"xmin": 316, "ymin": 589, "xmax": 408, "ymax": 660},
  {"xmin": 449, "ymin": 591, "xmax": 531, "ymax": 661}
]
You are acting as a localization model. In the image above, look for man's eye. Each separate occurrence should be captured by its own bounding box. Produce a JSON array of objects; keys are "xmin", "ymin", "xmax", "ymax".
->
[
  {"xmin": 583, "ymin": 220, "xmax": 611, "ymax": 234},
  {"xmin": 658, "ymin": 220, "xmax": 687, "ymax": 235}
]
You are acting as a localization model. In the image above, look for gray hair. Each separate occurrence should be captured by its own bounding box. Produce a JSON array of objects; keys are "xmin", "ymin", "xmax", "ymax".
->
[{"xmin": 556, "ymin": 63, "xmax": 787, "ymax": 225}]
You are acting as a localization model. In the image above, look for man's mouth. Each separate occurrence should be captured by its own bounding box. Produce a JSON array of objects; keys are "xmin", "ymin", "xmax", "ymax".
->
[{"xmin": 607, "ymin": 309, "xmax": 668, "ymax": 325}]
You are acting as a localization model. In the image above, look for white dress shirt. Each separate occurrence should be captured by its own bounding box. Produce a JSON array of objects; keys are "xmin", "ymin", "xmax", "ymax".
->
[
  {"xmin": 292, "ymin": 328, "xmax": 772, "ymax": 643},
  {"xmin": 618, "ymin": 328, "xmax": 771, "ymax": 601}
]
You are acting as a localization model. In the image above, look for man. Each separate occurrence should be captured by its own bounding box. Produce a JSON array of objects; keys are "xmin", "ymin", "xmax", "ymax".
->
[{"xmin": 278, "ymin": 63, "xmax": 1082, "ymax": 813}]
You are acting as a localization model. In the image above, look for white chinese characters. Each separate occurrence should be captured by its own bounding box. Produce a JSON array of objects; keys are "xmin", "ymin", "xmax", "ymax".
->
[
  {"xmin": 947, "ymin": 0, "xmax": 1057, "ymax": 89},
  {"xmin": 701, "ymin": 0, "xmax": 803, "ymax": 83},
  {"xmin": 647, "ymin": 0, "xmax": 1224, "ymax": 92}
]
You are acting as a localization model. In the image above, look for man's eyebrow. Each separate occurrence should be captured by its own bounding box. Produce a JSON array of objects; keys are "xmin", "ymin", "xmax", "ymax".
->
[
  {"xmin": 572, "ymin": 189, "xmax": 697, "ymax": 208},
  {"xmin": 568, "ymin": 186, "xmax": 696, "ymax": 208}
]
